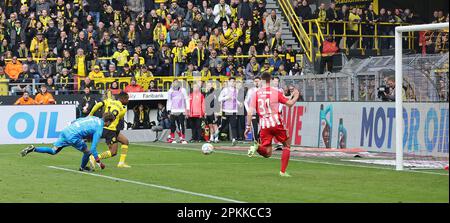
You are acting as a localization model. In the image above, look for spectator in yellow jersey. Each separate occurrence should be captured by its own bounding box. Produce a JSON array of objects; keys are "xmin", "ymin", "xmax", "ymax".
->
[
  {"xmin": 73, "ymin": 48, "xmax": 88, "ymax": 77},
  {"xmin": 347, "ymin": 7, "xmax": 361, "ymax": 49},
  {"xmin": 171, "ymin": 39, "xmax": 188, "ymax": 76},
  {"xmin": 88, "ymin": 65, "xmax": 105, "ymax": 80},
  {"xmin": 128, "ymin": 53, "xmax": 145, "ymax": 70},
  {"xmin": 112, "ymin": 42, "xmax": 130, "ymax": 72},
  {"xmin": 30, "ymin": 32, "xmax": 49, "ymax": 58}
]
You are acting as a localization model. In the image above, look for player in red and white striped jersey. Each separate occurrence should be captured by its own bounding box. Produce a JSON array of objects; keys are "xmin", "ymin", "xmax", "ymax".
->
[{"xmin": 246, "ymin": 72, "xmax": 300, "ymax": 177}]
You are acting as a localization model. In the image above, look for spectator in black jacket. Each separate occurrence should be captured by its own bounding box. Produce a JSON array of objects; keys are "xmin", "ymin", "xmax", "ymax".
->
[
  {"xmin": 45, "ymin": 19, "xmax": 60, "ymax": 55},
  {"xmin": 79, "ymin": 87, "xmax": 96, "ymax": 117},
  {"xmin": 99, "ymin": 32, "xmax": 116, "ymax": 57},
  {"xmin": 133, "ymin": 104, "xmax": 151, "ymax": 129},
  {"xmin": 86, "ymin": 0, "xmax": 102, "ymax": 24},
  {"xmin": 56, "ymin": 31, "xmax": 72, "ymax": 57},
  {"xmin": 335, "ymin": 4, "xmax": 349, "ymax": 48},
  {"xmin": 364, "ymin": 4, "xmax": 378, "ymax": 49},
  {"xmin": 80, "ymin": 77, "xmax": 96, "ymax": 92},
  {"xmin": 191, "ymin": 41, "xmax": 209, "ymax": 70},
  {"xmin": 105, "ymin": 64, "xmax": 120, "ymax": 77},
  {"xmin": 157, "ymin": 102, "xmax": 170, "ymax": 129},
  {"xmin": 377, "ymin": 8, "xmax": 389, "ymax": 49},
  {"xmin": 238, "ymin": 0, "xmax": 252, "ymax": 21},
  {"xmin": 326, "ymin": 2, "xmax": 339, "ymax": 41},
  {"xmin": 192, "ymin": 13, "xmax": 207, "ymax": 35},
  {"xmin": 16, "ymin": 41, "xmax": 30, "ymax": 58},
  {"xmin": 145, "ymin": 45, "xmax": 160, "ymax": 74},
  {"xmin": 9, "ymin": 20, "xmax": 26, "ymax": 51},
  {"xmin": 140, "ymin": 22, "xmax": 154, "ymax": 47},
  {"xmin": 74, "ymin": 31, "xmax": 91, "ymax": 53},
  {"xmin": 298, "ymin": 0, "xmax": 313, "ymax": 24}
]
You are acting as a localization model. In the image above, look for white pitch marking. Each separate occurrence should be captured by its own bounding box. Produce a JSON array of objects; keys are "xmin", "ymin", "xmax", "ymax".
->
[
  {"xmin": 47, "ymin": 165, "xmax": 245, "ymax": 203},
  {"xmin": 132, "ymin": 143, "xmax": 449, "ymax": 176}
]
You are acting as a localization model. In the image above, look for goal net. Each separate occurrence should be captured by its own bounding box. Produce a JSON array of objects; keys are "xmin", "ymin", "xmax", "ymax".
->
[{"xmin": 395, "ymin": 22, "xmax": 449, "ymax": 170}]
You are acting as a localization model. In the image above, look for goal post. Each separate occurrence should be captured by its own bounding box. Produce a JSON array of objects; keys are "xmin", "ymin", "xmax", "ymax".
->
[{"xmin": 395, "ymin": 22, "xmax": 449, "ymax": 171}]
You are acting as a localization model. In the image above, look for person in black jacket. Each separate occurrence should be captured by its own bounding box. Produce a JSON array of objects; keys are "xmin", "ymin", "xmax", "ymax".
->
[
  {"xmin": 56, "ymin": 31, "xmax": 72, "ymax": 57},
  {"xmin": 45, "ymin": 20, "xmax": 60, "ymax": 55},
  {"xmin": 140, "ymin": 22, "xmax": 154, "ymax": 47},
  {"xmin": 99, "ymin": 32, "xmax": 116, "ymax": 57},
  {"xmin": 79, "ymin": 87, "xmax": 96, "ymax": 117},
  {"xmin": 133, "ymin": 104, "xmax": 151, "ymax": 129},
  {"xmin": 191, "ymin": 41, "xmax": 209, "ymax": 70},
  {"xmin": 238, "ymin": 0, "xmax": 252, "ymax": 21},
  {"xmin": 377, "ymin": 8, "xmax": 389, "ymax": 49},
  {"xmin": 157, "ymin": 102, "xmax": 171, "ymax": 129},
  {"xmin": 145, "ymin": 45, "xmax": 160, "ymax": 74},
  {"xmin": 364, "ymin": 4, "xmax": 377, "ymax": 50},
  {"xmin": 298, "ymin": 0, "xmax": 313, "ymax": 33},
  {"xmin": 86, "ymin": 0, "xmax": 103, "ymax": 24},
  {"xmin": 326, "ymin": 2, "xmax": 338, "ymax": 42}
]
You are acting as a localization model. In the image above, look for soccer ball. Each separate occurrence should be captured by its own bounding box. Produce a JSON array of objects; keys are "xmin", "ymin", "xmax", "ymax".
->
[{"xmin": 201, "ymin": 143, "xmax": 214, "ymax": 155}]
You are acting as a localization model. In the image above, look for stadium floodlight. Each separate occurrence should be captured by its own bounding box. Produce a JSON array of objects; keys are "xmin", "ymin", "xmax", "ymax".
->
[{"xmin": 395, "ymin": 22, "xmax": 449, "ymax": 170}]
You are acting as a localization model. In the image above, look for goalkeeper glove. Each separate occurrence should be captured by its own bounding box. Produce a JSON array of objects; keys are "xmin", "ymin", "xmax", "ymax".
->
[{"xmin": 96, "ymin": 158, "xmax": 106, "ymax": 169}]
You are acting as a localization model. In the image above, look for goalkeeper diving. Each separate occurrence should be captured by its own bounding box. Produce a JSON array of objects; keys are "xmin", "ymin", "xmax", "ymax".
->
[{"xmin": 20, "ymin": 113, "xmax": 116, "ymax": 171}]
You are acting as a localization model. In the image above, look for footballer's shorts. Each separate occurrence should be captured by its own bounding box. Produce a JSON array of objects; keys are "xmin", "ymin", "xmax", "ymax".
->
[
  {"xmin": 205, "ymin": 114, "xmax": 217, "ymax": 125},
  {"xmin": 259, "ymin": 124, "xmax": 289, "ymax": 149},
  {"xmin": 102, "ymin": 128, "xmax": 119, "ymax": 145},
  {"xmin": 53, "ymin": 131, "xmax": 87, "ymax": 151}
]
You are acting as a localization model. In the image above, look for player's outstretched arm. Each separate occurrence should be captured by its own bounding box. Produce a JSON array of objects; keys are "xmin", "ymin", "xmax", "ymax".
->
[
  {"xmin": 88, "ymin": 101, "xmax": 104, "ymax": 116},
  {"xmin": 284, "ymin": 89, "xmax": 300, "ymax": 108},
  {"xmin": 90, "ymin": 128, "xmax": 106, "ymax": 169},
  {"xmin": 90, "ymin": 130, "xmax": 102, "ymax": 160}
]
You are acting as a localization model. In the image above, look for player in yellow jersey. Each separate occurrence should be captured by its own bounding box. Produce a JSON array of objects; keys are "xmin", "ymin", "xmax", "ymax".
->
[{"xmin": 88, "ymin": 91, "xmax": 131, "ymax": 168}]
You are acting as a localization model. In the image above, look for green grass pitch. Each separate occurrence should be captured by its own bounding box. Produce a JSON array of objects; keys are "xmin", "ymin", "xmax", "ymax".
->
[{"xmin": 0, "ymin": 142, "xmax": 448, "ymax": 203}]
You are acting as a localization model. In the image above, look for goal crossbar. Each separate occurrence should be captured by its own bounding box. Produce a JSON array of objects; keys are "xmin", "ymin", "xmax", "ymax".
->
[{"xmin": 394, "ymin": 22, "xmax": 449, "ymax": 170}]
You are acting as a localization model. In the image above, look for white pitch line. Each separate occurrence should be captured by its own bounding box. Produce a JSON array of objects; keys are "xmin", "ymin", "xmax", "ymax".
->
[
  {"xmin": 132, "ymin": 143, "xmax": 449, "ymax": 176},
  {"xmin": 47, "ymin": 165, "xmax": 245, "ymax": 203}
]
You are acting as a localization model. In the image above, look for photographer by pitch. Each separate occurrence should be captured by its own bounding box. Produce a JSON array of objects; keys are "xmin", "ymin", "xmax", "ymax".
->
[{"xmin": 378, "ymin": 76, "xmax": 406, "ymax": 101}]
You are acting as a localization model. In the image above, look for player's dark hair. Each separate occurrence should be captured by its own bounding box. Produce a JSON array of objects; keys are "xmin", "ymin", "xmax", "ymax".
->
[
  {"xmin": 229, "ymin": 77, "xmax": 236, "ymax": 81},
  {"xmin": 117, "ymin": 91, "xmax": 129, "ymax": 100},
  {"xmin": 102, "ymin": 112, "xmax": 115, "ymax": 123},
  {"xmin": 254, "ymin": 76, "xmax": 261, "ymax": 80},
  {"xmin": 261, "ymin": 72, "xmax": 271, "ymax": 82}
]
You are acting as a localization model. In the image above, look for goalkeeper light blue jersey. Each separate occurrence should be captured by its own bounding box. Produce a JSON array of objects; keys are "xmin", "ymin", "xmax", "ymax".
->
[
  {"xmin": 59, "ymin": 116, "xmax": 104, "ymax": 157},
  {"xmin": 65, "ymin": 116, "xmax": 104, "ymax": 139}
]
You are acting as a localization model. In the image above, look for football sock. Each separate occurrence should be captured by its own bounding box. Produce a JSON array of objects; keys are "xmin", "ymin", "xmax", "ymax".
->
[
  {"xmin": 80, "ymin": 152, "xmax": 91, "ymax": 169},
  {"xmin": 118, "ymin": 145, "xmax": 129, "ymax": 164},
  {"xmin": 35, "ymin": 147, "xmax": 57, "ymax": 155},
  {"xmin": 98, "ymin": 150, "xmax": 112, "ymax": 160},
  {"xmin": 281, "ymin": 148, "xmax": 291, "ymax": 173},
  {"xmin": 169, "ymin": 132, "xmax": 175, "ymax": 139}
]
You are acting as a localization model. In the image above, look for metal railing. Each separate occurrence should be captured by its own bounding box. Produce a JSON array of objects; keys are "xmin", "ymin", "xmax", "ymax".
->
[
  {"xmin": 302, "ymin": 19, "xmax": 420, "ymax": 53},
  {"xmin": 278, "ymin": 0, "xmax": 315, "ymax": 62},
  {"xmin": 281, "ymin": 74, "xmax": 353, "ymax": 101}
]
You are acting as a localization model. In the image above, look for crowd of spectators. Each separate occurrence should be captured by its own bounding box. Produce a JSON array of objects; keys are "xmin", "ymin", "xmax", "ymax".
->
[
  {"xmin": 0, "ymin": 0, "xmax": 302, "ymax": 96},
  {"xmin": 292, "ymin": 0, "xmax": 449, "ymax": 51}
]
